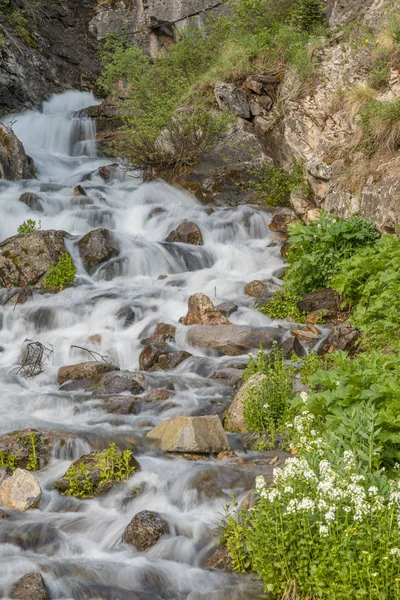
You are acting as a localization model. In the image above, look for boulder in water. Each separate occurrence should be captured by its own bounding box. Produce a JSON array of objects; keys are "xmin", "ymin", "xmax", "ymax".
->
[
  {"xmin": 0, "ymin": 123, "xmax": 36, "ymax": 180},
  {"xmin": 205, "ymin": 545, "xmax": 233, "ymax": 571},
  {"xmin": 78, "ymin": 228, "xmax": 120, "ymax": 272},
  {"xmin": 123, "ymin": 510, "xmax": 169, "ymax": 551},
  {"xmin": 226, "ymin": 372, "xmax": 268, "ymax": 433},
  {"xmin": 147, "ymin": 415, "xmax": 230, "ymax": 453},
  {"xmin": 0, "ymin": 428, "xmax": 73, "ymax": 470},
  {"xmin": 144, "ymin": 388, "xmax": 172, "ymax": 401},
  {"xmin": 186, "ymin": 324, "xmax": 281, "ymax": 356},
  {"xmin": 60, "ymin": 369, "xmax": 145, "ymax": 395},
  {"xmin": 19, "ymin": 192, "xmax": 43, "ymax": 212},
  {"xmin": 0, "ymin": 468, "xmax": 42, "ymax": 511},
  {"xmin": 268, "ymin": 209, "xmax": 299, "ymax": 234},
  {"xmin": 165, "ymin": 222, "xmax": 204, "ymax": 245},
  {"xmin": 245, "ymin": 280, "xmax": 280, "ymax": 298},
  {"xmin": 214, "ymin": 301, "xmax": 238, "ymax": 317},
  {"xmin": 99, "ymin": 396, "xmax": 138, "ymax": 415},
  {"xmin": 154, "ymin": 322, "xmax": 176, "ymax": 340},
  {"xmin": 0, "ymin": 230, "xmax": 69, "ymax": 288},
  {"xmin": 180, "ymin": 293, "xmax": 230, "ymax": 326},
  {"xmin": 116, "ymin": 306, "xmax": 136, "ymax": 328},
  {"xmin": 9, "ymin": 572, "xmax": 49, "ymax": 600},
  {"xmin": 139, "ymin": 345, "xmax": 192, "ymax": 371},
  {"xmin": 72, "ymin": 184, "xmax": 87, "ymax": 196},
  {"xmin": 58, "ymin": 361, "xmax": 119, "ymax": 385}
]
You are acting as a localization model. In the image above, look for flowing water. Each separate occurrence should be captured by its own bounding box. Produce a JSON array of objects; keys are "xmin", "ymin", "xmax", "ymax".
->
[{"xmin": 0, "ymin": 91, "xmax": 285, "ymax": 600}]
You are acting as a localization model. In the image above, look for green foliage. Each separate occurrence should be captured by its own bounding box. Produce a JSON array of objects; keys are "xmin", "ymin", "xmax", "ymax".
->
[
  {"xmin": 249, "ymin": 160, "xmax": 306, "ymax": 207},
  {"xmin": 292, "ymin": 0, "xmax": 325, "ymax": 32},
  {"xmin": 64, "ymin": 463, "xmax": 94, "ymax": 499},
  {"xmin": 260, "ymin": 289, "xmax": 304, "ymax": 322},
  {"xmin": 26, "ymin": 432, "xmax": 39, "ymax": 471},
  {"xmin": 231, "ymin": 0, "xmax": 298, "ymax": 35},
  {"xmin": 360, "ymin": 97, "xmax": 400, "ymax": 153},
  {"xmin": 331, "ymin": 235, "xmax": 400, "ymax": 348},
  {"xmin": 18, "ymin": 219, "xmax": 40, "ymax": 234},
  {"xmin": 0, "ymin": 450, "xmax": 16, "ymax": 470},
  {"xmin": 43, "ymin": 253, "xmax": 76, "ymax": 292},
  {"xmin": 284, "ymin": 210, "xmax": 380, "ymax": 294},
  {"xmin": 97, "ymin": 443, "xmax": 135, "ymax": 483}
]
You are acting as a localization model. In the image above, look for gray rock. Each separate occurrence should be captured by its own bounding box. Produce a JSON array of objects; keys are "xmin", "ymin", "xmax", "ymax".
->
[
  {"xmin": 0, "ymin": 124, "xmax": 35, "ymax": 180},
  {"xmin": 123, "ymin": 510, "xmax": 169, "ymax": 551},
  {"xmin": 0, "ymin": 468, "xmax": 41, "ymax": 511},
  {"xmin": 19, "ymin": 192, "xmax": 43, "ymax": 212},
  {"xmin": 58, "ymin": 361, "xmax": 120, "ymax": 385},
  {"xmin": 317, "ymin": 323, "xmax": 361, "ymax": 357},
  {"xmin": 307, "ymin": 157, "xmax": 332, "ymax": 181},
  {"xmin": 186, "ymin": 324, "xmax": 281, "ymax": 356},
  {"xmin": 9, "ymin": 572, "xmax": 49, "ymax": 600},
  {"xmin": 147, "ymin": 415, "xmax": 230, "ymax": 453},
  {"xmin": 214, "ymin": 83, "xmax": 250, "ymax": 119},
  {"xmin": 214, "ymin": 301, "xmax": 238, "ymax": 317},
  {"xmin": 165, "ymin": 221, "xmax": 204, "ymax": 245},
  {"xmin": 78, "ymin": 228, "xmax": 119, "ymax": 273}
]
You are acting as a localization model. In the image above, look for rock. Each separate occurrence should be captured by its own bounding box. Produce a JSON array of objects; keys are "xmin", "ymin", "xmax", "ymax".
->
[
  {"xmin": 268, "ymin": 209, "xmax": 298, "ymax": 234},
  {"xmin": 54, "ymin": 448, "xmax": 139, "ymax": 498},
  {"xmin": 0, "ymin": 230, "xmax": 69, "ymax": 288},
  {"xmin": 60, "ymin": 370, "xmax": 145, "ymax": 395},
  {"xmin": 244, "ymin": 280, "xmax": 280, "ymax": 298},
  {"xmin": 0, "ymin": 124, "xmax": 35, "ymax": 180},
  {"xmin": 212, "ymin": 368, "xmax": 244, "ymax": 387},
  {"xmin": 147, "ymin": 415, "xmax": 230, "ymax": 453},
  {"xmin": 214, "ymin": 301, "xmax": 238, "ymax": 317},
  {"xmin": 305, "ymin": 208, "xmax": 321, "ymax": 222},
  {"xmin": 205, "ymin": 545, "xmax": 233, "ymax": 571},
  {"xmin": 58, "ymin": 361, "xmax": 119, "ymax": 385},
  {"xmin": 123, "ymin": 510, "xmax": 169, "ymax": 551},
  {"xmin": 0, "ymin": 428, "xmax": 71, "ymax": 470},
  {"xmin": 214, "ymin": 83, "xmax": 250, "ymax": 119},
  {"xmin": 78, "ymin": 228, "xmax": 119, "ymax": 272},
  {"xmin": 243, "ymin": 72, "xmax": 281, "ymax": 95},
  {"xmin": 278, "ymin": 336, "xmax": 306, "ymax": 358},
  {"xmin": 100, "ymin": 396, "xmax": 138, "ymax": 415},
  {"xmin": 180, "ymin": 293, "xmax": 230, "ymax": 326},
  {"xmin": 116, "ymin": 306, "xmax": 136, "ymax": 328},
  {"xmin": 227, "ymin": 373, "xmax": 267, "ymax": 433},
  {"xmin": 73, "ymin": 185, "xmax": 87, "ymax": 196},
  {"xmin": 154, "ymin": 323, "xmax": 176, "ymax": 340},
  {"xmin": 186, "ymin": 324, "xmax": 281, "ymax": 356},
  {"xmin": 0, "ymin": 468, "xmax": 41, "ymax": 511},
  {"xmin": 139, "ymin": 346, "xmax": 192, "ymax": 371},
  {"xmin": 19, "ymin": 192, "xmax": 43, "ymax": 212},
  {"xmin": 9, "ymin": 572, "xmax": 49, "ymax": 600},
  {"xmin": 317, "ymin": 323, "xmax": 361, "ymax": 356},
  {"xmin": 0, "ymin": 466, "xmax": 12, "ymax": 485},
  {"xmin": 290, "ymin": 186, "xmax": 314, "ymax": 218},
  {"xmin": 292, "ymin": 328, "xmax": 320, "ymax": 342},
  {"xmin": 307, "ymin": 157, "xmax": 332, "ymax": 181},
  {"xmin": 298, "ymin": 288, "xmax": 341, "ymax": 314},
  {"xmin": 144, "ymin": 388, "xmax": 172, "ymax": 401},
  {"xmin": 165, "ymin": 222, "xmax": 204, "ymax": 245}
]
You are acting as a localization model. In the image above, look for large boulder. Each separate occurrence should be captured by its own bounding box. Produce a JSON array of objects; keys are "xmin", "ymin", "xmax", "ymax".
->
[
  {"xmin": 123, "ymin": 510, "xmax": 169, "ymax": 551},
  {"xmin": 9, "ymin": 572, "xmax": 49, "ymax": 600},
  {"xmin": 0, "ymin": 468, "xmax": 41, "ymax": 511},
  {"xmin": 0, "ymin": 124, "xmax": 35, "ymax": 180},
  {"xmin": 147, "ymin": 415, "xmax": 230, "ymax": 453},
  {"xmin": 58, "ymin": 361, "xmax": 119, "ymax": 385},
  {"xmin": 165, "ymin": 222, "xmax": 204, "ymax": 245},
  {"xmin": 19, "ymin": 192, "xmax": 43, "ymax": 212},
  {"xmin": 0, "ymin": 428, "xmax": 72, "ymax": 470},
  {"xmin": 78, "ymin": 228, "xmax": 119, "ymax": 273},
  {"xmin": 227, "ymin": 373, "xmax": 267, "ymax": 433},
  {"xmin": 186, "ymin": 324, "xmax": 281, "ymax": 356},
  {"xmin": 180, "ymin": 293, "xmax": 230, "ymax": 326},
  {"xmin": 60, "ymin": 370, "xmax": 145, "ymax": 395},
  {"xmin": 214, "ymin": 83, "xmax": 250, "ymax": 119},
  {"xmin": 0, "ymin": 230, "xmax": 69, "ymax": 288}
]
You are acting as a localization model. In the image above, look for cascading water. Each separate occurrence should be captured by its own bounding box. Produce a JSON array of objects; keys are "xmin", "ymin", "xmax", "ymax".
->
[{"xmin": 0, "ymin": 91, "xmax": 285, "ymax": 600}]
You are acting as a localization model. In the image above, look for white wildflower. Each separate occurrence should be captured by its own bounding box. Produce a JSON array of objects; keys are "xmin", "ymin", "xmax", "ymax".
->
[
  {"xmin": 319, "ymin": 524, "xmax": 329, "ymax": 537},
  {"xmin": 390, "ymin": 548, "xmax": 400, "ymax": 557}
]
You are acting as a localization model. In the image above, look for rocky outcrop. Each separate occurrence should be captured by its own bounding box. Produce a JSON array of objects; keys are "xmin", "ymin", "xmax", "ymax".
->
[
  {"xmin": 165, "ymin": 222, "xmax": 204, "ymax": 245},
  {"xmin": 0, "ymin": 0, "xmax": 100, "ymax": 114},
  {"xmin": 0, "ymin": 230, "xmax": 69, "ymax": 288},
  {"xmin": 78, "ymin": 229, "xmax": 120, "ymax": 273},
  {"xmin": 9, "ymin": 572, "xmax": 49, "ymax": 600},
  {"xmin": 0, "ymin": 468, "xmax": 42, "ymax": 511},
  {"xmin": 147, "ymin": 415, "xmax": 230, "ymax": 453},
  {"xmin": 58, "ymin": 361, "xmax": 120, "ymax": 385},
  {"xmin": 186, "ymin": 324, "xmax": 281, "ymax": 356},
  {"xmin": 123, "ymin": 510, "xmax": 169, "ymax": 551},
  {"xmin": 214, "ymin": 83, "xmax": 250, "ymax": 119},
  {"xmin": 0, "ymin": 124, "xmax": 35, "ymax": 180},
  {"xmin": 180, "ymin": 293, "xmax": 230, "ymax": 326},
  {"xmin": 227, "ymin": 372, "xmax": 267, "ymax": 433}
]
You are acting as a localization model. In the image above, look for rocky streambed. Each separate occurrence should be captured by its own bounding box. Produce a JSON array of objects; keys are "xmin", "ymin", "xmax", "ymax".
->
[{"xmin": 0, "ymin": 90, "xmax": 355, "ymax": 600}]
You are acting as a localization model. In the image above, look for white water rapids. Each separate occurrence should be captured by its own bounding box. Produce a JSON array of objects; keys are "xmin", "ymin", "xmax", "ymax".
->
[{"xmin": 0, "ymin": 91, "xmax": 285, "ymax": 599}]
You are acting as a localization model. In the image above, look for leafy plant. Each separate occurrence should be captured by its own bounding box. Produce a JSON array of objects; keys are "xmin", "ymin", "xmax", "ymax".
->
[
  {"xmin": 360, "ymin": 97, "xmax": 400, "ymax": 153},
  {"xmin": 64, "ymin": 463, "xmax": 94, "ymax": 499},
  {"xmin": 0, "ymin": 450, "xmax": 16, "ymax": 470},
  {"xmin": 18, "ymin": 219, "xmax": 41, "ymax": 234},
  {"xmin": 26, "ymin": 432, "xmax": 39, "ymax": 471},
  {"xmin": 284, "ymin": 210, "xmax": 380, "ymax": 294},
  {"xmin": 260, "ymin": 288, "xmax": 305, "ymax": 322},
  {"xmin": 43, "ymin": 253, "xmax": 76, "ymax": 291},
  {"xmin": 97, "ymin": 443, "xmax": 135, "ymax": 483},
  {"xmin": 249, "ymin": 160, "xmax": 307, "ymax": 207},
  {"xmin": 292, "ymin": 0, "xmax": 325, "ymax": 32}
]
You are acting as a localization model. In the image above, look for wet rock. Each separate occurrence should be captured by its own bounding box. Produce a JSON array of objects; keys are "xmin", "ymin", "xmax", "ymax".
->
[
  {"xmin": 58, "ymin": 361, "xmax": 119, "ymax": 385},
  {"xmin": 116, "ymin": 306, "xmax": 136, "ymax": 328},
  {"xmin": 140, "ymin": 334, "xmax": 168, "ymax": 349},
  {"xmin": 144, "ymin": 388, "xmax": 172, "ymax": 401},
  {"xmin": 186, "ymin": 324, "xmax": 281, "ymax": 356},
  {"xmin": 214, "ymin": 83, "xmax": 250, "ymax": 119},
  {"xmin": 147, "ymin": 415, "xmax": 230, "ymax": 453},
  {"xmin": 292, "ymin": 327, "xmax": 320, "ymax": 342},
  {"xmin": 54, "ymin": 448, "xmax": 139, "ymax": 498},
  {"xmin": 214, "ymin": 301, "xmax": 238, "ymax": 317},
  {"xmin": 0, "ymin": 124, "xmax": 36, "ymax": 180},
  {"xmin": 0, "ymin": 468, "xmax": 41, "ymax": 511},
  {"xmin": 227, "ymin": 373, "xmax": 267, "ymax": 433},
  {"xmin": 73, "ymin": 185, "xmax": 87, "ymax": 196},
  {"xmin": 9, "ymin": 572, "xmax": 49, "ymax": 600},
  {"xmin": 191, "ymin": 470, "xmax": 226, "ymax": 498},
  {"xmin": 97, "ymin": 396, "xmax": 138, "ymax": 414},
  {"xmin": 94, "ymin": 371, "xmax": 146, "ymax": 395},
  {"xmin": 298, "ymin": 288, "xmax": 341, "ymax": 314},
  {"xmin": 78, "ymin": 228, "xmax": 119, "ymax": 272},
  {"xmin": 139, "ymin": 345, "xmax": 192, "ymax": 371},
  {"xmin": 123, "ymin": 510, "xmax": 169, "ymax": 551},
  {"xmin": 278, "ymin": 336, "xmax": 306, "ymax": 359},
  {"xmin": 244, "ymin": 280, "xmax": 280, "ymax": 298},
  {"xmin": 165, "ymin": 222, "xmax": 204, "ymax": 245},
  {"xmin": 19, "ymin": 192, "xmax": 43, "ymax": 212},
  {"xmin": 0, "ymin": 230, "xmax": 69, "ymax": 288},
  {"xmin": 154, "ymin": 323, "xmax": 176, "ymax": 340},
  {"xmin": 180, "ymin": 293, "xmax": 230, "ymax": 326},
  {"xmin": 205, "ymin": 545, "xmax": 233, "ymax": 571},
  {"xmin": 0, "ymin": 428, "xmax": 70, "ymax": 470},
  {"xmin": 268, "ymin": 209, "xmax": 299, "ymax": 234},
  {"xmin": 317, "ymin": 323, "xmax": 361, "ymax": 357},
  {"xmin": 212, "ymin": 368, "xmax": 244, "ymax": 387},
  {"xmin": 148, "ymin": 206, "xmax": 167, "ymax": 220}
]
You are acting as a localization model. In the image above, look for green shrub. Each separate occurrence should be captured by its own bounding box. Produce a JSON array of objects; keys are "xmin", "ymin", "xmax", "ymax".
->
[
  {"xmin": 360, "ymin": 97, "xmax": 400, "ymax": 153},
  {"xmin": 260, "ymin": 288, "xmax": 305, "ymax": 321},
  {"xmin": 331, "ymin": 235, "xmax": 400, "ymax": 348},
  {"xmin": 284, "ymin": 210, "xmax": 380, "ymax": 294},
  {"xmin": 0, "ymin": 450, "xmax": 16, "ymax": 470},
  {"xmin": 26, "ymin": 432, "xmax": 39, "ymax": 471},
  {"xmin": 249, "ymin": 160, "xmax": 306, "ymax": 207},
  {"xmin": 292, "ymin": 0, "xmax": 325, "ymax": 32},
  {"xmin": 64, "ymin": 464, "xmax": 94, "ymax": 499},
  {"xmin": 231, "ymin": 0, "xmax": 298, "ymax": 35},
  {"xmin": 43, "ymin": 253, "xmax": 76, "ymax": 291},
  {"xmin": 18, "ymin": 219, "xmax": 40, "ymax": 234}
]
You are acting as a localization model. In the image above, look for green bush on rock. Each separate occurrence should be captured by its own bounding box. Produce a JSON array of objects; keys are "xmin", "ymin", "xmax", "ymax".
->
[
  {"xmin": 17, "ymin": 219, "xmax": 41, "ymax": 234},
  {"xmin": 43, "ymin": 252, "xmax": 76, "ymax": 291}
]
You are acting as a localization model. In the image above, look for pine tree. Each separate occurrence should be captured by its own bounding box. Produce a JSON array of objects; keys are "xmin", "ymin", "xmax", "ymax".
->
[{"xmin": 293, "ymin": 0, "xmax": 325, "ymax": 32}]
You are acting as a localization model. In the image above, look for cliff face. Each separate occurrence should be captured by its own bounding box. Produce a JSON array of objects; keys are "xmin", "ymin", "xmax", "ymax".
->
[
  {"xmin": 89, "ymin": 0, "xmax": 228, "ymax": 56},
  {"xmin": 0, "ymin": 0, "xmax": 100, "ymax": 114}
]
